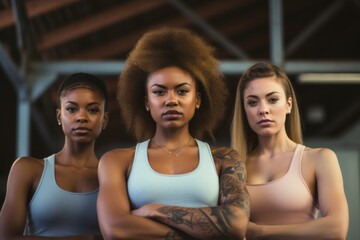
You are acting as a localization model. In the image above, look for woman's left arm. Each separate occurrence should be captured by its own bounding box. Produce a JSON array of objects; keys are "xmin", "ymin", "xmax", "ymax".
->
[
  {"xmin": 132, "ymin": 148, "xmax": 250, "ymax": 239},
  {"xmin": 247, "ymin": 148, "xmax": 349, "ymax": 240}
]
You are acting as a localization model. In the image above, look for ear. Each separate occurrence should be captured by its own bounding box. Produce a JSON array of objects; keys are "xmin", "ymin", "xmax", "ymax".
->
[
  {"xmin": 144, "ymin": 96, "xmax": 149, "ymax": 111},
  {"xmin": 196, "ymin": 92, "xmax": 201, "ymax": 109},
  {"xmin": 287, "ymin": 96, "xmax": 292, "ymax": 114},
  {"xmin": 56, "ymin": 108, "xmax": 61, "ymax": 125},
  {"xmin": 102, "ymin": 112, "xmax": 109, "ymax": 130}
]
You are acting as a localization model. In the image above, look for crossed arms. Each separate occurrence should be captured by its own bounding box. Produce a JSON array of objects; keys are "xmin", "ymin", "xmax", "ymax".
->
[{"xmin": 97, "ymin": 147, "xmax": 250, "ymax": 239}]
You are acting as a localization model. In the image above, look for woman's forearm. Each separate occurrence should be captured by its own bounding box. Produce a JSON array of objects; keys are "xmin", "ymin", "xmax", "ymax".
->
[
  {"xmin": 100, "ymin": 212, "xmax": 195, "ymax": 240},
  {"xmin": 135, "ymin": 204, "xmax": 247, "ymax": 239}
]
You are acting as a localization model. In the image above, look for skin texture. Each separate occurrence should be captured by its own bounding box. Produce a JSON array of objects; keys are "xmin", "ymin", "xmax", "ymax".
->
[
  {"xmin": 97, "ymin": 67, "xmax": 250, "ymax": 239},
  {"xmin": 0, "ymin": 86, "xmax": 108, "ymax": 240},
  {"xmin": 241, "ymin": 76, "xmax": 349, "ymax": 239}
]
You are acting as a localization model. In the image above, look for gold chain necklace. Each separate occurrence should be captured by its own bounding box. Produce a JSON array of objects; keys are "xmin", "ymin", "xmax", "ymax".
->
[{"xmin": 152, "ymin": 138, "xmax": 193, "ymax": 157}]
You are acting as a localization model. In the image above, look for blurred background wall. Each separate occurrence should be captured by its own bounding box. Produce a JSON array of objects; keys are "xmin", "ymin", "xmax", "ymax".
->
[{"xmin": 1, "ymin": 0, "xmax": 359, "ymax": 238}]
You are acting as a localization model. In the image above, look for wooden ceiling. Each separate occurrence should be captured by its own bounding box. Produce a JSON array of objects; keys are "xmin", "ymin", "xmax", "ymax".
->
[{"xmin": 1, "ymin": 0, "xmax": 360, "ymax": 164}]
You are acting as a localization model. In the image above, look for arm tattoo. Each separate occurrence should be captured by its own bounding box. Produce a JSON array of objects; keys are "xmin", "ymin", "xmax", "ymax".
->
[
  {"xmin": 158, "ymin": 208, "xmax": 194, "ymax": 228},
  {"xmin": 158, "ymin": 206, "xmax": 222, "ymax": 235},
  {"xmin": 156, "ymin": 148, "xmax": 250, "ymax": 238},
  {"xmin": 208, "ymin": 206, "xmax": 234, "ymax": 234},
  {"xmin": 214, "ymin": 148, "xmax": 250, "ymax": 217}
]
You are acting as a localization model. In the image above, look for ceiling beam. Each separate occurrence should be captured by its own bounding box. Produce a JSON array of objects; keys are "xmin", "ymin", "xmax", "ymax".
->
[
  {"xmin": 219, "ymin": 6, "xmax": 268, "ymax": 57},
  {"xmin": 221, "ymin": 6, "xmax": 267, "ymax": 37},
  {"xmin": 286, "ymin": 0, "xmax": 344, "ymax": 57},
  {"xmin": 30, "ymin": 60, "xmax": 360, "ymax": 76},
  {"xmin": 0, "ymin": 0, "xmax": 81, "ymax": 29},
  {"xmin": 36, "ymin": 0, "xmax": 166, "ymax": 51},
  {"xmin": 168, "ymin": 0, "xmax": 248, "ymax": 59},
  {"xmin": 69, "ymin": 0, "xmax": 247, "ymax": 60}
]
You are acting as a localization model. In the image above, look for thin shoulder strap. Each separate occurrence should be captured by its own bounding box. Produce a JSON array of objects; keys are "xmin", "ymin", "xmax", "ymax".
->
[{"xmin": 290, "ymin": 144, "xmax": 305, "ymax": 173}]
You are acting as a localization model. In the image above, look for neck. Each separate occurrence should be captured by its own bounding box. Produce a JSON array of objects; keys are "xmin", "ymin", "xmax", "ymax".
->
[
  {"xmin": 57, "ymin": 141, "xmax": 98, "ymax": 167},
  {"xmin": 153, "ymin": 128, "xmax": 193, "ymax": 144},
  {"xmin": 256, "ymin": 133, "xmax": 296, "ymax": 156},
  {"xmin": 152, "ymin": 135, "xmax": 194, "ymax": 149}
]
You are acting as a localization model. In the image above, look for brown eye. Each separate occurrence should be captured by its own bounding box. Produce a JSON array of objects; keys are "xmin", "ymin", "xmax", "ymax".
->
[
  {"xmin": 247, "ymin": 100, "xmax": 258, "ymax": 107},
  {"xmin": 66, "ymin": 107, "xmax": 77, "ymax": 113},
  {"xmin": 269, "ymin": 98, "xmax": 279, "ymax": 104},
  {"xmin": 177, "ymin": 89, "xmax": 189, "ymax": 95},
  {"xmin": 152, "ymin": 90, "xmax": 165, "ymax": 96},
  {"xmin": 88, "ymin": 108, "xmax": 100, "ymax": 114}
]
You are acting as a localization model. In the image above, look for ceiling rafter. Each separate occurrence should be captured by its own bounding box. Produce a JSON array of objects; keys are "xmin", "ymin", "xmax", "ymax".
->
[
  {"xmin": 68, "ymin": 0, "xmax": 247, "ymax": 60},
  {"xmin": 36, "ymin": 0, "xmax": 167, "ymax": 51},
  {"xmin": 168, "ymin": 0, "xmax": 248, "ymax": 59},
  {"xmin": 286, "ymin": 0, "xmax": 344, "ymax": 57},
  {"xmin": 219, "ymin": 7, "xmax": 268, "ymax": 56},
  {"xmin": 0, "ymin": 0, "xmax": 81, "ymax": 29}
]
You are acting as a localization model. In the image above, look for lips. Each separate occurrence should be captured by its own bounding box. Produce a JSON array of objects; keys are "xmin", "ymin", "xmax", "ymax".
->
[
  {"xmin": 257, "ymin": 119, "xmax": 273, "ymax": 124},
  {"xmin": 162, "ymin": 110, "xmax": 182, "ymax": 119},
  {"xmin": 73, "ymin": 127, "xmax": 91, "ymax": 134}
]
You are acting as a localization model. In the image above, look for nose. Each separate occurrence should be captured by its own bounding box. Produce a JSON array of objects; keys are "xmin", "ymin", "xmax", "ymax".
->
[
  {"xmin": 165, "ymin": 91, "xmax": 178, "ymax": 107},
  {"xmin": 76, "ymin": 116, "xmax": 87, "ymax": 123},
  {"xmin": 76, "ymin": 110, "xmax": 88, "ymax": 123},
  {"xmin": 258, "ymin": 103, "xmax": 269, "ymax": 115},
  {"xmin": 76, "ymin": 117, "xmax": 87, "ymax": 123}
]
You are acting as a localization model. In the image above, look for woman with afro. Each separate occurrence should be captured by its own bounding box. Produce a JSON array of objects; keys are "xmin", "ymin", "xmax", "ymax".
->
[{"xmin": 97, "ymin": 27, "xmax": 250, "ymax": 239}]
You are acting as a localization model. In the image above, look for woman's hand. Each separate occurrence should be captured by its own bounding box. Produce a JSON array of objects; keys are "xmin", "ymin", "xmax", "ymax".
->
[{"xmin": 132, "ymin": 204, "xmax": 164, "ymax": 218}]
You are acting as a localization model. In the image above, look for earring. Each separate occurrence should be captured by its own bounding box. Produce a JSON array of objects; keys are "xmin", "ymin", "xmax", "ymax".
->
[
  {"xmin": 58, "ymin": 122, "xmax": 61, "ymax": 125},
  {"xmin": 196, "ymin": 105, "xmax": 200, "ymax": 109},
  {"xmin": 146, "ymin": 106, "xmax": 149, "ymax": 111},
  {"xmin": 102, "ymin": 125, "xmax": 106, "ymax": 130}
]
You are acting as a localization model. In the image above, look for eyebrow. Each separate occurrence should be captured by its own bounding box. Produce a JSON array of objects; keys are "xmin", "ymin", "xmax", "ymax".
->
[
  {"xmin": 151, "ymin": 82, "xmax": 191, "ymax": 88},
  {"xmin": 64, "ymin": 101, "xmax": 101, "ymax": 106},
  {"xmin": 246, "ymin": 91, "xmax": 280, "ymax": 99}
]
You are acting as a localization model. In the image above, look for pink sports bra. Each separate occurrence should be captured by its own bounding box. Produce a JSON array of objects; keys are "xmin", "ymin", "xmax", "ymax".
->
[{"xmin": 247, "ymin": 144, "xmax": 319, "ymax": 224}]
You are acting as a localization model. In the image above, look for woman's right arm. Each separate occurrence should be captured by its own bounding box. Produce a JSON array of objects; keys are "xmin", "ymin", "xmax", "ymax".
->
[
  {"xmin": 97, "ymin": 149, "xmax": 191, "ymax": 240},
  {"xmin": 0, "ymin": 157, "xmax": 35, "ymax": 239}
]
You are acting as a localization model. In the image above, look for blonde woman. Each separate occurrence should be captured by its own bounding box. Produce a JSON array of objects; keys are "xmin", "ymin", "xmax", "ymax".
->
[{"xmin": 231, "ymin": 62, "xmax": 348, "ymax": 239}]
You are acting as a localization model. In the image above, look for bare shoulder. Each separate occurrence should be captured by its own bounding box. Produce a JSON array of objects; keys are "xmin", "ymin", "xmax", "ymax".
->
[
  {"xmin": 303, "ymin": 146, "xmax": 339, "ymax": 169},
  {"xmin": 100, "ymin": 147, "xmax": 136, "ymax": 162},
  {"xmin": 11, "ymin": 156, "xmax": 44, "ymax": 175},
  {"xmin": 6, "ymin": 156, "xmax": 44, "ymax": 189},
  {"xmin": 304, "ymin": 147, "xmax": 337, "ymax": 160},
  {"xmin": 99, "ymin": 146, "xmax": 136, "ymax": 174}
]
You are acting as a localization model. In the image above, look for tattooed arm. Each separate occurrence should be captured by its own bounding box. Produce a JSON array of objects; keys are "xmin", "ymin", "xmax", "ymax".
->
[{"xmin": 132, "ymin": 147, "xmax": 250, "ymax": 239}]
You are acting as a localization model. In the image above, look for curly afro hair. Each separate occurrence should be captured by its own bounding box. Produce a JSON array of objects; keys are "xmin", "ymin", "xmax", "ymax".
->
[{"xmin": 118, "ymin": 27, "xmax": 228, "ymax": 141}]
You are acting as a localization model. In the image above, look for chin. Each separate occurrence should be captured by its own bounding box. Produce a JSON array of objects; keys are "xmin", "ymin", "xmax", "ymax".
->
[{"xmin": 257, "ymin": 130, "xmax": 276, "ymax": 137}]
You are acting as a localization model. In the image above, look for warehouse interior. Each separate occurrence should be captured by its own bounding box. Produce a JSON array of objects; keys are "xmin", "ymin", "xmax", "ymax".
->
[{"xmin": 1, "ymin": 0, "xmax": 360, "ymax": 238}]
